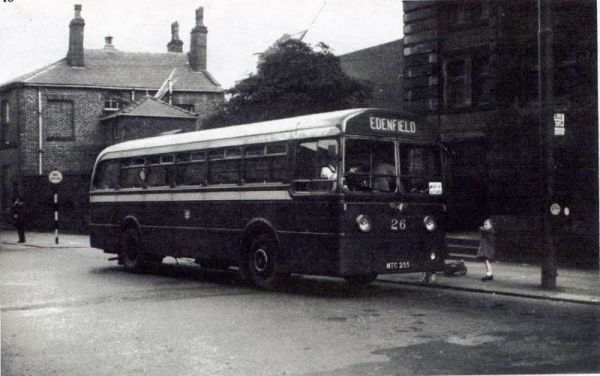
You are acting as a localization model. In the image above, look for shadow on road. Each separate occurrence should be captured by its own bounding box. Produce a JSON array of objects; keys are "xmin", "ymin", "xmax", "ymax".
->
[{"xmin": 88, "ymin": 260, "xmax": 415, "ymax": 300}]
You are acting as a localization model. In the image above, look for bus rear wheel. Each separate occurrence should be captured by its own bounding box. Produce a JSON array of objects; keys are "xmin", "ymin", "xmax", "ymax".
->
[
  {"xmin": 245, "ymin": 233, "xmax": 286, "ymax": 289},
  {"xmin": 120, "ymin": 227, "xmax": 145, "ymax": 272},
  {"xmin": 344, "ymin": 273, "xmax": 378, "ymax": 287}
]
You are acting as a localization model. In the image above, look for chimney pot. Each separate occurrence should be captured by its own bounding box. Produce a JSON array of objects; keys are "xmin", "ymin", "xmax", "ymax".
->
[
  {"xmin": 104, "ymin": 35, "xmax": 116, "ymax": 51},
  {"xmin": 172, "ymin": 22, "xmax": 180, "ymax": 39},
  {"xmin": 167, "ymin": 21, "xmax": 183, "ymax": 53},
  {"xmin": 189, "ymin": 7, "xmax": 208, "ymax": 70},
  {"xmin": 195, "ymin": 7, "xmax": 204, "ymax": 26},
  {"xmin": 67, "ymin": 4, "xmax": 85, "ymax": 67}
]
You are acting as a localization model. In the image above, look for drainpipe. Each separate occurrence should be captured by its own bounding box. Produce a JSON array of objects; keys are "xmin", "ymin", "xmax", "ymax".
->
[
  {"xmin": 538, "ymin": 0, "xmax": 557, "ymax": 289},
  {"xmin": 38, "ymin": 89, "xmax": 43, "ymax": 175}
]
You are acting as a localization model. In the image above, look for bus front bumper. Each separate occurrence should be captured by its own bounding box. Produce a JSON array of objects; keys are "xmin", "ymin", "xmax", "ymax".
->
[{"xmin": 337, "ymin": 235, "xmax": 446, "ymax": 276}]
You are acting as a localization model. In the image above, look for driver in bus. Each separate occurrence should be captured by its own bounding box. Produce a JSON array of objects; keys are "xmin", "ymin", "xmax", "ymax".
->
[{"xmin": 373, "ymin": 162, "xmax": 395, "ymax": 192}]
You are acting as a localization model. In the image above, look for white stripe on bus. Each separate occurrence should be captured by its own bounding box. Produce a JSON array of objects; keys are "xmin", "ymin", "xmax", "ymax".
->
[{"xmin": 90, "ymin": 190, "xmax": 292, "ymax": 203}]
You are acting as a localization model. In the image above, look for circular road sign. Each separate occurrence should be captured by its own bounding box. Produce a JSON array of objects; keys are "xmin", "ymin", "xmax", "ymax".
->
[
  {"xmin": 550, "ymin": 203, "xmax": 561, "ymax": 216},
  {"xmin": 48, "ymin": 170, "xmax": 63, "ymax": 184}
]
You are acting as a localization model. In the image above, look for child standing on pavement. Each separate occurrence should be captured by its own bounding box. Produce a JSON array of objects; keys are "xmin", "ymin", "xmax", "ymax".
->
[{"xmin": 477, "ymin": 218, "xmax": 495, "ymax": 281}]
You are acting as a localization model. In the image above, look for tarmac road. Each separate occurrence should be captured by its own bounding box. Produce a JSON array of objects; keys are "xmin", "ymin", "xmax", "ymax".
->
[{"xmin": 1, "ymin": 243, "xmax": 599, "ymax": 375}]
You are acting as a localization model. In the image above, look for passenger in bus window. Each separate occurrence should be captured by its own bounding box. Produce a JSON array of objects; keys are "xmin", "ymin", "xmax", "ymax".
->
[{"xmin": 320, "ymin": 163, "xmax": 337, "ymax": 180}]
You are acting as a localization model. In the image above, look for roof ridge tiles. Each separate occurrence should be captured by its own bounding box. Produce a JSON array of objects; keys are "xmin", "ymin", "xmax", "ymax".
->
[{"xmin": 0, "ymin": 50, "xmax": 223, "ymax": 92}]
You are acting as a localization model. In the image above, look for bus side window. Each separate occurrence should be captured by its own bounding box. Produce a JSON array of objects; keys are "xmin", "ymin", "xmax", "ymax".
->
[
  {"xmin": 147, "ymin": 155, "xmax": 175, "ymax": 187},
  {"xmin": 176, "ymin": 152, "xmax": 207, "ymax": 186},
  {"xmin": 93, "ymin": 160, "xmax": 119, "ymax": 189},
  {"xmin": 209, "ymin": 148, "xmax": 241, "ymax": 185},
  {"xmin": 120, "ymin": 158, "xmax": 146, "ymax": 188},
  {"xmin": 293, "ymin": 139, "xmax": 338, "ymax": 192},
  {"xmin": 244, "ymin": 145, "xmax": 268, "ymax": 183},
  {"xmin": 244, "ymin": 143, "xmax": 288, "ymax": 183}
]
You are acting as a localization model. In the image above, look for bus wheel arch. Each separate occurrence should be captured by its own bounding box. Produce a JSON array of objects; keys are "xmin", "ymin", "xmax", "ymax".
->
[
  {"xmin": 119, "ymin": 217, "xmax": 145, "ymax": 272},
  {"xmin": 240, "ymin": 219, "xmax": 287, "ymax": 289}
]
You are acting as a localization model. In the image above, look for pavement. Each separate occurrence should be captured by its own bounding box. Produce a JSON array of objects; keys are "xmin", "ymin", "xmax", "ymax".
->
[{"xmin": 1, "ymin": 230, "xmax": 599, "ymax": 305}]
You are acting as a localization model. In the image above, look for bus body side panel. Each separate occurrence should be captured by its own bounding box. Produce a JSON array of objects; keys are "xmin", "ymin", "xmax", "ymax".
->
[
  {"xmin": 338, "ymin": 201, "xmax": 447, "ymax": 276},
  {"xmin": 142, "ymin": 199, "xmax": 175, "ymax": 256},
  {"xmin": 281, "ymin": 197, "xmax": 342, "ymax": 276},
  {"xmin": 90, "ymin": 198, "xmax": 119, "ymax": 253},
  {"xmin": 138, "ymin": 197, "xmax": 242, "ymax": 260},
  {"xmin": 189, "ymin": 200, "xmax": 242, "ymax": 261}
]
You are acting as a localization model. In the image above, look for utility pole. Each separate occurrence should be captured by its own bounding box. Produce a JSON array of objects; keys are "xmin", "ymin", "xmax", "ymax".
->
[{"xmin": 538, "ymin": 0, "xmax": 557, "ymax": 289}]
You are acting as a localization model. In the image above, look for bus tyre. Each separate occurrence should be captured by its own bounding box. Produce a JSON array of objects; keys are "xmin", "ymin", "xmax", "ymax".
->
[
  {"xmin": 120, "ymin": 227, "xmax": 145, "ymax": 272},
  {"xmin": 245, "ymin": 233, "xmax": 285, "ymax": 289},
  {"xmin": 344, "ymin": 273, "xmax": 378, "ymax": 287}
]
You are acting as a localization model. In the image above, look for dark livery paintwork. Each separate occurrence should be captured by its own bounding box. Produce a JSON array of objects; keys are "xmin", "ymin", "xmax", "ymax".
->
[{"xmin": 90, "ymin": 109, "xmax": 447, "ymax": 282}]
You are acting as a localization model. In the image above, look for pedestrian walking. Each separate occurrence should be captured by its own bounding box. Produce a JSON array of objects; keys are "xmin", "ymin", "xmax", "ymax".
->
[
  {"xmin": 477, "ymin": 218, "xmax": 495, "ymax": 281},
  {"xmin": 11, "ymin": 196, "xmax": 26, "ymax": 243}
]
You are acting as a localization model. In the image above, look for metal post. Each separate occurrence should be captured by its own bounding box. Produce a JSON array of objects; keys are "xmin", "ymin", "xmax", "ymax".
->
[
  {"xmin": 53, "ymin": 186, "xmax": 59, "ymax": 245},
  {"xmin": 538, "ymin": 0, "xmax": 557, "ymax": 289}
]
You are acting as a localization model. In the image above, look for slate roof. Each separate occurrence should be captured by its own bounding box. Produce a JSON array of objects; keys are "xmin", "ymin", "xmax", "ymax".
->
[
  {"xmin": 1, "ymin": 49, "xmax": 223, "ymax": 93},
  {"xmin": 100, "ymin": 96, "xmax": 197, "ymax": 120}
]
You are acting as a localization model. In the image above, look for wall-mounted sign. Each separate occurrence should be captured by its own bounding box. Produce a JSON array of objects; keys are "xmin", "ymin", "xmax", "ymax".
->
[{"xmin": 554, "ymin": 113, "xmax": 565, "ymax": 136}]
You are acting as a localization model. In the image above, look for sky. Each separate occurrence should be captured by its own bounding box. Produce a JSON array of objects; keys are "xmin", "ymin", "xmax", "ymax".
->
[{"xmin": 0, "ymin": 0, "xmax": 404, "ymax": 89}]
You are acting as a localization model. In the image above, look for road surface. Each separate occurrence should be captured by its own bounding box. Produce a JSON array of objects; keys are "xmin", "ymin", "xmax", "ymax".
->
[{"xmin": 1, "ymin": 243, "xmax": 599, "ymax": 375}]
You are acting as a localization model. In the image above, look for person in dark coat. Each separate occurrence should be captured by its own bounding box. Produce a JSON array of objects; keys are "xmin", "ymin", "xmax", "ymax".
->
[
  {"xmin": 11, "ymin": 196, "xmax": 26, "ymax": 243},
  {"xmin": 477, "ymin": 218, "xmax": 495, "ymax": 281}
]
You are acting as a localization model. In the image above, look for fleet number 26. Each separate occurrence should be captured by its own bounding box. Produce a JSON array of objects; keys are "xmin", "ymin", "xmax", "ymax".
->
[{"xmin": 391, "ymin": 218, "xmax": 407, "ymax": 231}]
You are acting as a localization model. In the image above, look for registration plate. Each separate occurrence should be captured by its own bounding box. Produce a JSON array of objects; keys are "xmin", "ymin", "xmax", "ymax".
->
[{"xmin": 386, "ymin": 261, "xmax": 410, "ymax": 270}]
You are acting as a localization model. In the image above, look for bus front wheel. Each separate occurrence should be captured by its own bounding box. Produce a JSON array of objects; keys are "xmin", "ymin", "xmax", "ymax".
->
[
  {"xmin": 344, "ymin": 273, "xmax": 378, "ymax": 287},
  {"xmin": 244, "ymin": 233, "xmax": 286, "ymax": 289},
  {"xmin": 120, "ymin": 227, "xmax": 145, "ymax": 272}
]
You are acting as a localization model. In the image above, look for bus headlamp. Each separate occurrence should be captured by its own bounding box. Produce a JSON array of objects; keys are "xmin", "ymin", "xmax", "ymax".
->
[
  {"xmin": 356, "ymin": 215, "xmax": 372, "ymax": 232},
  {"xmin": 424, "ymin": 216, "xmax": 436, "ymax": 232}
]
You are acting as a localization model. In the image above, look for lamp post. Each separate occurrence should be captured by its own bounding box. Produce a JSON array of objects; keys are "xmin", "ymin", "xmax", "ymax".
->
[{"xmin": 538, "ymin": 0, "xmax": 557, "ymax": 289}]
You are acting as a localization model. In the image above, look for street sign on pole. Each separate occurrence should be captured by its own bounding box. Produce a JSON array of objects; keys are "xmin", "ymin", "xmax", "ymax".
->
[
  {"xmin": 554, "ymin": 113, "xmax": 565, "ymax": 136},
  {"xmin": 48, "ymin": 170, "xmax": 62, "ymax": 244},
  {"xmin": 48, "ymin": 170, "xmax": 63, "ymax": 184}
]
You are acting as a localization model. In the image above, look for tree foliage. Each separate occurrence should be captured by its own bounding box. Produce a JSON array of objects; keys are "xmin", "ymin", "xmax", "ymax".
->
[{"xmin": 204, "ymin": 39, "xmax": 370, "ymax": 128}]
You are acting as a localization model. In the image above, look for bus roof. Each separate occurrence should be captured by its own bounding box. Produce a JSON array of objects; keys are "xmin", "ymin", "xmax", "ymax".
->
[{"xmin": 97, "ymin": 108, "xmax": 428, "ymax": 160}]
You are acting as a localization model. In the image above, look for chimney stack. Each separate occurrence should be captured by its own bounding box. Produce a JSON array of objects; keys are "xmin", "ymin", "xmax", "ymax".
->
[
  {"xmin": 67, "ymin": 4, "xmax": 85, "ymax": 67},
  {"xmin": 104, "ymin": 36, "xmax": 115, "ymax": 51},
  {"xmin": 167, "ymin": 22, "xmax": 184, "ymax": 53},
  {"xmin": 188, "ymin": 7, "xmax": 207, "ymax": 71}
]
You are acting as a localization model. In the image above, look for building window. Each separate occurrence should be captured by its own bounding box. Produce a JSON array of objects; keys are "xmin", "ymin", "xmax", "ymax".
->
[
  {"xmin": 47, "ymin": 100, "xmax": 75, "ymax": 140},
  {"xmin": 449, "ymin": 2, "xmax": 486, "ymax": 26},
  {"xmin": 443, "ymin": 54, "xmax": 492, "ymax": 110},
  {"xmin": 443, "ymin": 57, "xmax": 472, "ymax": 109},
  {"xmin": 104, "ymin": 96, "xmax": 122, "ymax": 112},
  {"xmin": 0, "ymin": 100, "xmax": 8, "ymax": 144},
  {"xmin": 1, "ymin": 165, "xmax": 9, "ymax": 212}
]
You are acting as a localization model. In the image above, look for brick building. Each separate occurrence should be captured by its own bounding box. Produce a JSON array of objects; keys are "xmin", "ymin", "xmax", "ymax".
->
[
  {"xmin": 0, "ymin": 5, "xmax": 224, "ymax": 232},
  {"xmin": 339, "ymin": 39, "xmax": 405, "ymax": 110},
  {"xmin": 339, "ymin": 1, "xmax": 597, "ymax": 265},
  {"xmin": 100, "ymin": 96, "xmax": 198, "ymax": 144},
  {"xmin": 402, "ymin": 0, "xmax": 597, "ymax": 265}
]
